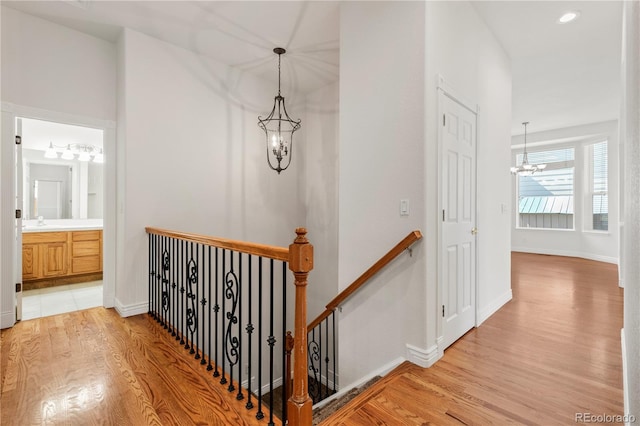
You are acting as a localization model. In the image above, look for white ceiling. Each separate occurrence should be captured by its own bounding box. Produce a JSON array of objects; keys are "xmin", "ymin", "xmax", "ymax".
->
[
  {"xmin": 4, "ymin": 0, "xmax": 340, "ymax": 95},
  {"xmin": 472, "ymin": 1, "xmax": 622, "ymax": 135},
  {"xmin": 4, "ymin": 1, "xmax": 623, "ymax": 136}
]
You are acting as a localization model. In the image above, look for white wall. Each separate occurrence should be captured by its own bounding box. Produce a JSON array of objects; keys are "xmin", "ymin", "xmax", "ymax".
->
[
  {"xmin": 425, "ymin": 1, "xmax": 513, "ymax": 343},
  {"xmin": 301, "ymin": 82, "xmax": 339, "ymax": 323},
  {"xmin": 1, "ymin": 6, "xmax": 116, "ymax": 327},
  {"xmin": 511, "ymin": 121, "xmax": 619, "ymax": 265},
  {"xmin": 115, "ymin": 28, "xmax": 302, "ymax": 313},
  {"xmin": 621, "ymin": 0, "xmax": 639, "ymax": 420},
  {"xmin": 339, "ymin": 1, "xmax": 427, "ymax": 386},
  {"xmin": 0, "ymin": 6, "xmax": 116, "ymax": 122}
]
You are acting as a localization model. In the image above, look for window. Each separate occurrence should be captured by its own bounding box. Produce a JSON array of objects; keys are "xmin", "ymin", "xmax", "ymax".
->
[
  {"xmin": 589, "ymin": 141, "xmax": 608, "ymax": 231},
  {"xmin": 517, "ymin": 148, "xmax": 575, "ymax": 229}
]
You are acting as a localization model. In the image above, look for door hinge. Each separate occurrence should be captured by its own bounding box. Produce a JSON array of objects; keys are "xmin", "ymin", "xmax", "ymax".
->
[
  {"xmin": 442, "ymin": 305, "xmax": 445, "ymax": 317},
  {"xmin": 443, "ymin": 114, "xmax": 446, "ymax": 126},
  {"xmin": 442, "ymin": 209, "xmax": 445, "ymax": 222},
  {"xmin": 15, "ymin": 135, "xmax": 21, "ymax": 145},
  {"xmin": 16, "ymin": 283, "xmax": 22, "ymax": 293},
  {"xmin": 15, "ymin": 209, "xmax": 22, "ymax": 219}
]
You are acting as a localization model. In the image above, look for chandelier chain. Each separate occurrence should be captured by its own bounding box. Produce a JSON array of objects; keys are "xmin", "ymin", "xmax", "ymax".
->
[{"xmin": 278, "ymin": 52, "xmax": 281, "ymax": 96}]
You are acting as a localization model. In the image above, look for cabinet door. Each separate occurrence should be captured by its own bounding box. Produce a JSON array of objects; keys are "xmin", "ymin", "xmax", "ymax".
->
[
  {"xmin": 42, "ymin": 242, "xmax": 68, "ymax": 277},
  {"xmin": 22, "ymin": 244, "xmax": 40, "ymax": 280}
]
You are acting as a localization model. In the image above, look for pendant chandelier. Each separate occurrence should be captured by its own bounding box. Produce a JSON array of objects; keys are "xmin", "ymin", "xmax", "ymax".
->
[
  {"xmin": 258, "ymin": 47, "xmax": 301, "ymax": 174},
  {"xmin": 510, "ymin": 121, "xmax": 546, "ymax": 176}
]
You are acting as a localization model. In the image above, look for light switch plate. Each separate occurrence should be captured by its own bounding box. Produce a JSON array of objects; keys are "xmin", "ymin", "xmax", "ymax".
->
[{"xmin": 400, "ymin": 199, "xmax": 410, "ymax": 216}]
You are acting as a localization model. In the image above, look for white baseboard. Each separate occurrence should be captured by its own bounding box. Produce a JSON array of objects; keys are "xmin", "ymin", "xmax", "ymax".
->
[
  {"xmin": 256, "ymin": 376, "xmax": 283, "ymax": 395},
  {"xmin": 477, "ymin": 289, "xmax": 513, "ymax": 326},
  {"xmin": 1, "ymin": 310, "xmax": 15, "ymax": 329},
  {"xmin": 406, "ymin": 343, "xmax": 440, "ymax": 368},
  {"xmin": 511, "ymin": 247, "xmax": 618, "ymax": 265},
  {"xmin": 621, "ymin": 329, "xmax": 630, "ymax": 425},
  {"xmin": 313, "ymin": 356, "xmax": 404, "ymax": 410},
  {"xmin": 114, "ymin": 298, "xmax": 148, "ymax": 317}
]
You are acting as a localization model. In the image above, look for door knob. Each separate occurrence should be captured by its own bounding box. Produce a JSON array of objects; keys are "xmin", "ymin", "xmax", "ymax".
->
[{"xmin": 471, "ymin": 227, "xmax": 478, "ymax": 235}]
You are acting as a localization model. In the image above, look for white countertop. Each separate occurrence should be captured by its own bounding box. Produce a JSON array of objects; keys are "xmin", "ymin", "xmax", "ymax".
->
[{"xmin": 22, "ymin": 219, "xmax": 103, "ymax": 233}]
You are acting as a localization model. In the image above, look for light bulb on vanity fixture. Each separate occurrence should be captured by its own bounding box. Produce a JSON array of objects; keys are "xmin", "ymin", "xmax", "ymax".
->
[
  {"xmin": 44, "ymin": 142, "xmax": 58, "ymax": 159},
  {"xmin": 61, "ymin": 144, "xmax": 74, "ymax": 160},
  {"xmin": 44, "ymin": 142, "xmax": 104, "ymax": 163},
  {"xmin": 78, "ymin": 146, "xmax": 91, "ymax": 162}
]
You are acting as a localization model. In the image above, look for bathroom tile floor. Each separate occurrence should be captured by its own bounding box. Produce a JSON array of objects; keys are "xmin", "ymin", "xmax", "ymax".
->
[{"xmin": 21, "ymin": 281, "xmax": 103, "ymax": 320}]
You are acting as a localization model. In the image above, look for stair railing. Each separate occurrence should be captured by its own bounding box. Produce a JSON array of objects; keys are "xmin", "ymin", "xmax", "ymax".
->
[
  {"xmin": 146, "ymin": 227, "xmax": 313, "ymax": 425},
  {"xmin": 303, "ymin": 230, "xmax": 423, "ymax": 406}
]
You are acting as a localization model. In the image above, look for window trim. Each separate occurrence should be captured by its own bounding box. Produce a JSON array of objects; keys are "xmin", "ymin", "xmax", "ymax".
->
[{"xmin": 585, "ymin": 139, "xmax": 609, "ymax": 233}]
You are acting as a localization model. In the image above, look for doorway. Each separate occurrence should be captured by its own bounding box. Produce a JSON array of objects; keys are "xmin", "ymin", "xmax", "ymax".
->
[
  {"xmin": 18, "ymin": 117, "xmax": 106, "ymax": 320},
  {"xmin": 1, "ymin": 103, "xmax": 116, "ymax": 328}
]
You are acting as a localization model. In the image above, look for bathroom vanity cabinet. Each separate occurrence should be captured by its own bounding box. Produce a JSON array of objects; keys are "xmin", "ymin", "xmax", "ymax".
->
[{"xmin": 22, "ymin": 229, "xmax": 103, "ymax": 288}]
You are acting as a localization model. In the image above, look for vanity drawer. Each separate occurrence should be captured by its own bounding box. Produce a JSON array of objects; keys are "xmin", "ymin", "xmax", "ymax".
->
[
  {"xmin": 71, "ymin": 255, "xmax": 101, "ymax": 274},
  {"xmin": 72, "ymin": 230, "xmax": 101, "ymax": 242},
  {"xmin": 72, "ymin": 240, "xmax": 100, "ymax": 257}
]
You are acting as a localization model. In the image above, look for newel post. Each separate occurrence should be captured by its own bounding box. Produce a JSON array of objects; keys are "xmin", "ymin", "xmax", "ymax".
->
[{"xmin": 288, "ymin": 228, "xmax": 313, "ymax": 426}]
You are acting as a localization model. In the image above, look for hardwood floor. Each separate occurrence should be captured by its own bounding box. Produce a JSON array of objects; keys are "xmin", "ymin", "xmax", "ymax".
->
[
  {"xmin": 1, "ymin": 308, "xmax": 280, "ymax": 425},
  {"xmin": 1, "ymin": 253, "xmax": 624, "ymax": 425},
  {"xmin": 323, "ymin": 253, "xmax": 624, "ymax": 425}
]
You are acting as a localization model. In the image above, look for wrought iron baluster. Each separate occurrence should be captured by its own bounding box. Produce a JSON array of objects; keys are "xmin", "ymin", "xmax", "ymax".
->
[
  {"xmin": 162, "ymin": 236, "xmax": 170, "ymax": 329},
  {"xmin": 196, "ymin": 244, "xmax": 201, "ymax": 360},
  {"xmin": 220, "ymin": 249, "xmax": 227, "ymax": 386},
  {"xmin": 246, "ymin": 254, "xmax": 254, "ymax": 410},
  {"xmin": 236, "ymin": 253, "xmax": 244, "ymax": 400},
  {"xmin": 214, "ymin": 247, "xmax": 220, "ymax": 378},
  {"xmin": 324, "ymin": 315, "xmax": 330, "ymax": 398},
  {"xmin": 180, "ymin": 240, "xmax": 186, "ymax": 345},
  {"xmin": 186, "ymin": 242, "xmax": 198, "ymax": 354},
  {"xmin": 172, "ymin": 238, "xmax": 178, "ymax": 338},
  {"xmin": 207, "ymin": 246, "xmax": 213, "ymax": 371},
  {"xmin": 319, "ymin": 320, "xmax": 323, "ymax": 401},
  {"xmin": 152, "ymin": 234, "xmax": 157, "ymax": 319},
  {"xmin": 268, "ymin": 258, "xmax": 275, "ymax": 426},
  {"xmin": 256, "ymin": 258, "xmax": 264, "ymax": 421},
  {"xmin": 332, "ymin": 311, "xmax": 336, "ymax": 395},
  {"xmin": 281, "ymin": 261, "xmax": 287, "ymax": 423},
  {"xmin": 148, "ymin": 234, "xmax": 152, "ymax": 316},
  {"xmin": 308, "ymin": 328, "xmax": 320, "ymax": 402},
  {"xmin": 225, "ymin": 251, "xmax": 240, "ymax": 393}
]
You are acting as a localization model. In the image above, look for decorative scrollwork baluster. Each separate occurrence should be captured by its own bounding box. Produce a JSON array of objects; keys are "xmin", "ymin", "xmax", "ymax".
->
[
  {"xmin": 224, "ymin": 252, "xmax": 240, "ymax": 393},
  {"xmin": 308, "ymin": 337, "xmax": 321, "ymax": 403},
  {"xmin": 162, "ymin": 246, "xmax": 170, "ymax": 329},
  {"xmin": 186, "ymin": 253, "xmax": 198, "ymax": 354}
]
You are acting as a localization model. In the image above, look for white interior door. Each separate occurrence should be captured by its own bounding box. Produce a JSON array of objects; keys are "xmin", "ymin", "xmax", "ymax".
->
[
  {"xmin": 15, "ymin": 118, "xmax": 23, "ymax": 321},
  {"xmin": 440, "ymin": 91, "xmax": 477, "ymax": 350}
]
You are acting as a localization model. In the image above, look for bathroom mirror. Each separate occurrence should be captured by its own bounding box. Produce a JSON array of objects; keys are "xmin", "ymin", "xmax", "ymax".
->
[{"xmin": 20, "ymin": 117, "xmax": 104, "ymax": 221}]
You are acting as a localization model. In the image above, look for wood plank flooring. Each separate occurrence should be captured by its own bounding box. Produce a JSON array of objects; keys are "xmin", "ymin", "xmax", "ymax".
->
[
  {"xmin": 323, "ymin": 253, "xmax": 624, "ymax": 425},
  {"xmin": 1, "ymin": 307, "xmax": 280, "ymax": 425},
  {"xmin": 1, "ymin": 253, "xmax": 624, "ymax": 425}
]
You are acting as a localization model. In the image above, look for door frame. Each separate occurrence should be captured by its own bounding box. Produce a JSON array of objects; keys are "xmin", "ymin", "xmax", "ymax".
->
[
  {"xmin": 436, "ymin": 75, "xmax": 479, "ymax": 356},
  {"xmin": 1, "ymin": 102, "xmax": 116, "ymax": 328}
]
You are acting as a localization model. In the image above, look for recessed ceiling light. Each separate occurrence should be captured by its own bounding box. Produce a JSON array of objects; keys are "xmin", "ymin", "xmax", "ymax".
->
[{"xmin": 558, "ymin": 11, "xmax": 580, "ymax": 24}]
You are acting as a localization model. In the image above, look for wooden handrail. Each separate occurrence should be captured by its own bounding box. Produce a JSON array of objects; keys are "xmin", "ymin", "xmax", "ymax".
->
[
  {"xmin": 145, "ymin": 227, "xmax": 289, "ymax": 261},
  {"xmin": 307, "ymin": 230, "xmax": 422, "ymax": 331}
]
